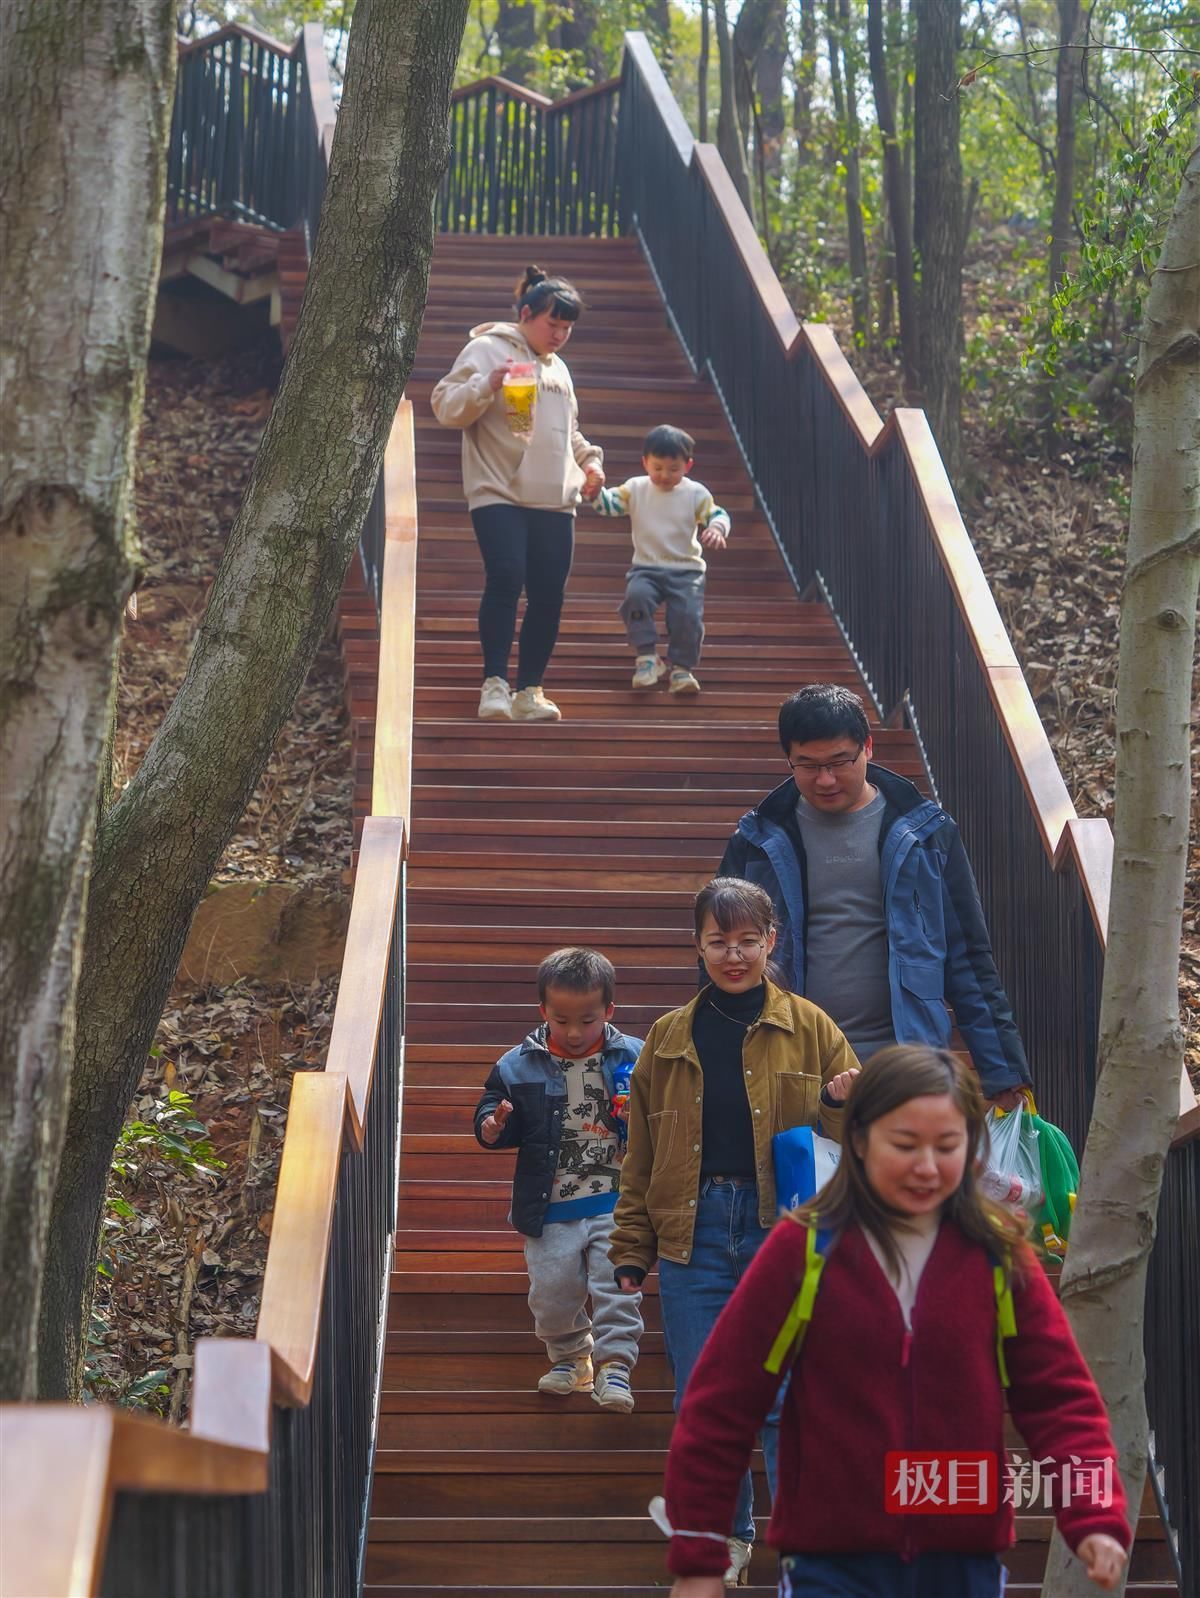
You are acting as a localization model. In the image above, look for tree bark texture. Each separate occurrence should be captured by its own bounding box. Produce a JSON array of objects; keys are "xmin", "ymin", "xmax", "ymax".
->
[
  {"xmin": 755, "ymin": 0, "xmax": 787, "ymax": 181},
  {"xmin": 1040, "ymin": 143, "xmax": 1200, "ymax": 1598},
  {"xmin": 792, "ymin": 0, "xmax": 818, "ymax": 158},
  {"xmin": 36, "ymin": 0, "xmax": 470, "ymax": 1398},
  {"xmin": 866, "ymin": 0, "xmax": 920, "ymax": 397},
  {"xmin": 912, "ymin": 0, "xmax": 964, "ymax": 477},
  {"xmin": 1048, "ymin": 0, "xmax": 1084, "ymax": 295},
  {"xmin": 0, "ymin": 0, "xmax": 175, "ymax": 1401},
  {"xmin": 829, "ymin": 0, "xmax": 870, "ymax": 346},
  {"xmin": 714, "ymin": 0, "xmax": 753, "ymax": 213}
]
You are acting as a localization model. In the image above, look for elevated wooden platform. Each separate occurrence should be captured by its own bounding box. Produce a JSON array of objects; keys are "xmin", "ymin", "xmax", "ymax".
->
[{"xmin": 360, "ymin": 235, "xmax": 1175, "ymax": 1594}]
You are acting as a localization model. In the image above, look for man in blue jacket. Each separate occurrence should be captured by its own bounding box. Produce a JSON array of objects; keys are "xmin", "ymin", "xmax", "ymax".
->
[{"xmin": 719, "ymin": 684, "xmax": 1030, "ymax": 1105}]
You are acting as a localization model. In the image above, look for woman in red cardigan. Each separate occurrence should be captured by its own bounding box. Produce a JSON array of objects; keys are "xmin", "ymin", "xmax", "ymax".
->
[{"xmin": 657, "ymin": 1046, "xmax": 1130, "ymax": 1596}]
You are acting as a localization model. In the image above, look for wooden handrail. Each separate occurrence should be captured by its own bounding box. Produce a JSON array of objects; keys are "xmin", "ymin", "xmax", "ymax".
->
[
  {"xmin": 372, "ymin": 402, "xmax": 419, "ymax": 827},
  {"xmin": 451, "ymin": 74, "xmax": 553, "ymax": 108},
  {"xmin": 177, "ymin": 21, "xmax": 291, "ymax": 58},
  {"xmin": 621, "ymin": 28, "xmax": 1198, "ymax": 1137},
  {"xmin": 298, "ymin": 21, "xmax": 337, "ymax": 164}
]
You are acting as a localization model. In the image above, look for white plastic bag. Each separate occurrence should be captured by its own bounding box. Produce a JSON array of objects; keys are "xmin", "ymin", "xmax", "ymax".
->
[{"xmin": 980, "ymin": 1105, "xmax": 1043, "ymax": 1211}]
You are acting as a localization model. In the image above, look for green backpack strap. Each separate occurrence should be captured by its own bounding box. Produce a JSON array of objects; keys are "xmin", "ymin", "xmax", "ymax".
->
[
  {"xmin": 764, "ymin": 1223, "xmax": 825, "ymax": 1375},
  {"xmin": 765, "ymin": 1222, "xmax": 1018, "ymax": 1388},
  {"xmin": 993, "ymin": 1256, "xmax": 1017, "ymax": 1389}
]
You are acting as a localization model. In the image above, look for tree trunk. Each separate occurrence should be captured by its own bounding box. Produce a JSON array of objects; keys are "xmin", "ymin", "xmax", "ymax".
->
[
  {"xmin": 36, "ymin": 0, "xmax": 470, "ymax": 1398},
  {"xmin": 912, "ymin": 0, "xmax": 964, "ymax": 477},
  {"xmin": 756, "ymin": 0, "xmax": 787, "ymax": 181},
  {"xmin": 828, "ymin": 0, "xmax": 870, "ymax": 345},
  {"xmin": 558, "ymin": 0, "xmax": 604, "ymax": 83},
  {"xmin": 698, "ymin": 0, "xmax": 710, "ymax": 143},
  {"xmin": 793, "ymin": 0, "xmax": 818, "ymax": 158},
  {"xmin": 496, "ymin": 0, "xmax": 536, "ymax": 85},
  {"xmin": 643, "ymin": 0, "xmax": 672, "ymax": 76},
  {"xmin": 731, "ymin": 0, "xmax": 781, "ymax": 177},
  {"xmin": 866, "ymin": 0, "xmax": 920, "ymax": 397},
  {"xmin": 1039, "ymin": 142, "xmax": 1200, "ymax": 1598},
  {"xmin": 0, "ymin": 0, "xmax": 175, "ymax": 1402},
  {"xmin": 1049, "ymin": 0, "xmax": 1084, "ymax": 296},
  {"xmin": 714, "ymin": 0, "xmax": 753, "ymax": 213}
]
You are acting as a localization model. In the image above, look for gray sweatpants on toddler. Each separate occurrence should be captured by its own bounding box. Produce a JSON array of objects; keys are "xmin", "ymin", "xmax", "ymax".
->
[
  {"xmin": 620, "ymin": 565, "xmax": 705, "ymax": 670},
  {"xmin": 523, "ymin": 1211, "xmax": 643, "ymax": 1367}
]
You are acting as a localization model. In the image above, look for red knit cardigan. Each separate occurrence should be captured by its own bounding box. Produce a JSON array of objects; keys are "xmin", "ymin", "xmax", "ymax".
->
[{"xmin": 663, "ymin": 1216, "xmax": 1129, "ymax": 1578}]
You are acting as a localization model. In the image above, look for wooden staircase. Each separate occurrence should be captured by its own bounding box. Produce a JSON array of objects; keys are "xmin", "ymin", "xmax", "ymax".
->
[{"xmin": 362, "ymin": 234, "xmax": 1175, "ymax": 1594}]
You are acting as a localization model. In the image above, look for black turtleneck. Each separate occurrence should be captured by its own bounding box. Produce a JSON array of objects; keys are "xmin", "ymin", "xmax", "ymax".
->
[{"xmin": 695, "ymin": 982, "xmax": 764, "ymax": 1178}]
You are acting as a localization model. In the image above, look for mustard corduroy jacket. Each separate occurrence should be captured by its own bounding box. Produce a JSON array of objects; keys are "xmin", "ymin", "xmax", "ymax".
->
[{"xmin": 609, "ymin": 982, "xmax": 858, "ymax": 1274}]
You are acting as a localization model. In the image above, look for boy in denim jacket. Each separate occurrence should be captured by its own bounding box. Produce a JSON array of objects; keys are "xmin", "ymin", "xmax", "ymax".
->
[{"xmin": 475, "ymin": 947, "xmax": 644, "ymax": 1410}]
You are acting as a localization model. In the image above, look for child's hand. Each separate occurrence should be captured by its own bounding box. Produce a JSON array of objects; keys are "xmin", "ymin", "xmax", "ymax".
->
[
  {"xmin": 480, "ymin": 1099, "xmax": 514, "ymax": 1143},
  {"xmin": 699, "ymin": 525, "xmax": 727, "ymax": 550},
  {"xmin": 487, "ymin": 361, "xmax": 515, "ymax": 394},
  {"xmin": 582, "ymin": 466, "xmax": 605, "ymax": 501},
  {"xmin": 615, "ymin": 1269, "xmax": 643, "ymax": 1295},
  {"xmin": 824, "ymin": 1067, "xmax": 861, "ymax": 1103},
  {"xmin": 1076, "ymin": 1533, "xmax": 1126, "ymax": 1589}
]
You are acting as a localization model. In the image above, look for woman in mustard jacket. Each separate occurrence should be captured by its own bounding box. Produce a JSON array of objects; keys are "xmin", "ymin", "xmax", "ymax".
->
[{"xmin": 610, "ymin": 877, "xmax": 859, "ymax": 1586}]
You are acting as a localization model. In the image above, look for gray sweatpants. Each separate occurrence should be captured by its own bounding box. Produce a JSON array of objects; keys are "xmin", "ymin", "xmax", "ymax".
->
[
  {"xmin": 523, "ymin": 1212, "xmax": 643, "ymax": 1367},
  {"xmin": 620, "ymin": 565, "xmax": 706, "ymax": 670}
]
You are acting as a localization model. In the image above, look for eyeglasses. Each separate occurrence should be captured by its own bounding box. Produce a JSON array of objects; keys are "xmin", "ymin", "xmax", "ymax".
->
[
  {"xmin": 700, "ymin": 938, "xmax": 767, "ymax": 961},
  {"xmin": 787, "ymin": 751, "xmax": 863, "ymax": 775}
]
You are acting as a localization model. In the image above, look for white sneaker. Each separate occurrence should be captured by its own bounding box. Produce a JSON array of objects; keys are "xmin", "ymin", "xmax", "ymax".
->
[
  {"xmin": 591, "ymin": 1361, "xmax": 634, "ymax": 1412},
  {"xmin": 669, "ymin": 667, "xmax": 701, "ymax": 695},
  {"xmin": 478, "ymin": 676, "xmax": 512, "ymax": 720},
  {"xmin": 537, "ymin": 1355, "xmax": 593, "ymax": 1395},
  {"xmin": 723, "ymin": 1536, "xmax": 753, "ymax": 1586},
  {"xmin": 631, "ymin": 654, "xmax": 667, "ymax": 689},
  {"xmin": 512, "ymin": 685, "xmax": 562, "ymax": 721}
]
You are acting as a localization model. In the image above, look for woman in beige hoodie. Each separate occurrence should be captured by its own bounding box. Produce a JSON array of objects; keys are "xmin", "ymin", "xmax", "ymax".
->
[{"xmin": 431, "ymin": 266, "xmax": 604, "ymax": 723}]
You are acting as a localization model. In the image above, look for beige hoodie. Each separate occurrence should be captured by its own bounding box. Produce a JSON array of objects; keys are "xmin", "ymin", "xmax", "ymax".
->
[{"xmin": 430, "ymin": 322, "xmax": 602, "ymax": 513}]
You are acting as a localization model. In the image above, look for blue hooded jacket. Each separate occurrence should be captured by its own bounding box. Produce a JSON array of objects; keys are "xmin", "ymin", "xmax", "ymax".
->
[{"xmin": 718, "ymin": 764, "xmax": 1030, "ymax": 1096}]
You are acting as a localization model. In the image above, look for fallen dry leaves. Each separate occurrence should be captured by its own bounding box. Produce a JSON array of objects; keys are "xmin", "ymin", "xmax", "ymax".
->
[{"xmin": 91, "ymin": 334, "xmax": 352, "ymax": 1415}]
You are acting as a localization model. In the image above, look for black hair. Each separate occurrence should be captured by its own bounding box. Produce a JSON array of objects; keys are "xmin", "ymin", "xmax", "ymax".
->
[
  {"xmin": 538, "ymin": 946, "xmax": 615, "ymax": 1007},
  {"xmin": 693, "ymin": 877, "xmax": 776, "ymax": 940},
  {"xmin": 643, "ymin": 424, "xmax": 695, "ymax": 460},
  {"xmin": 515, "ymin": 264, "xmax": 583, "ymax": 323},
  {"xmin": 778, "ymin": 684, "xmax": 871, "ymax": 755}
]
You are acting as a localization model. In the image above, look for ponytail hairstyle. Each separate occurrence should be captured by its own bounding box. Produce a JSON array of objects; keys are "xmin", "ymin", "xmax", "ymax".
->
[
  {"xmin": 514, "ymin": 264, "xmax": 583, "ymax": 323},
  {"xmin": 791, "ymin": 1045, "xmax": 1029, "ymax": 1283}
]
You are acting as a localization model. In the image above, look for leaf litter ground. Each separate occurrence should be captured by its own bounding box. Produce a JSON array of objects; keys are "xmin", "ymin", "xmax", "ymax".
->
[{"xmin": 90, "ymin": 334, "xmax": 351, "ymax": 1416}]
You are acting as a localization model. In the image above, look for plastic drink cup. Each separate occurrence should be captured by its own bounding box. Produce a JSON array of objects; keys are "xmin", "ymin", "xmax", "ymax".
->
[{"xmin": 502, "ymin": 362, "xmax": 537, "ymax": 440}]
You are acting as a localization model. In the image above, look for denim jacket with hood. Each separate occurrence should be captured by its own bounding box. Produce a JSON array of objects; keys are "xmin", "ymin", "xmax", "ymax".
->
[
  {"xmin": 718, "ymin": 763, "xmax": 1030, "ymax": 1096},
  {"xmin": 473, "ymin": 1023, "xmax": 643, "ymax": 1238}
]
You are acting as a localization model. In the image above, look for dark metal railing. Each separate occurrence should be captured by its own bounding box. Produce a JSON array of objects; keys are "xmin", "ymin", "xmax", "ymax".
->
[
  {"xmin": 440, "ymin": 77, "xmax": 620, "ymax": 236},
  {"xmin": 617, "ymin": 37, "xmax": 1106, "ymax": 1146},
  {"xmin": 98, "ymin": 865, "xmax": 404, "ymax": 1598},
  {"xmin": 169, "ymin": 29, "xmax": 301, "ymax": 228},
  {"xmin": 617, "ymin": 33, "xmax": 1196, "ymax": 1588}
]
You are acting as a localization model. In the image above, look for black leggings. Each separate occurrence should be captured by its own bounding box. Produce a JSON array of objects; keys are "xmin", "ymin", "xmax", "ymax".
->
[{"xmin": 470, "ymin": 503, "xmax": 575, "ymax": 689}]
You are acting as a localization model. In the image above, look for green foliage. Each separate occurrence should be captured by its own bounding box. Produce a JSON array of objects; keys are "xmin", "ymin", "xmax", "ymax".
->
[{"xmin": 111, "ymin": 1088, "xmax": 226, "ymax": 1186}]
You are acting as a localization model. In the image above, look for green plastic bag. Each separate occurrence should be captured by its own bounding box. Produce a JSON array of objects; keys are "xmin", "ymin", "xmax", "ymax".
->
[{"xmin": 1028, "ymin": 1112, "xmax": 1079, "ymax": 1259}]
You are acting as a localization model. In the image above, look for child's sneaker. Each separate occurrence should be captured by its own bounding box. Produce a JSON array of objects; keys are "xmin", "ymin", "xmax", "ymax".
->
[
  {"xmin": 512, "ymin": 686, "xmax": 562, "ymax": 721},
  {"xmin": 631, "ymin": 654, "xmax": 667, "ymax": 689},
  {"xmin": 723, "ymin": 1536, "xmax": 753, "ymax": 1586},
  {"xmin": 669, "ymin": 667, "xmax": 701, "ymax": 695},
  {"xmin": 537, "ymin": 1355, "xmax": 593, "ymax": 1395},
  {"xmin": 591, "ymin": 1361, "xmax": 635, "ymax": 1412},
  {"xmin": 478, "ymin": 676, "xmax": 512, "ymax": 720}
]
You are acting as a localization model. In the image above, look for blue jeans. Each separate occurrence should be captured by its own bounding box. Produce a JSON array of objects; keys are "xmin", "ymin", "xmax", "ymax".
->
[
  {"xmin": 779, "ymin": 1551, "xmax": 1005, "ymax": 1597},
  {"xmin": 658, "ymin": 1178, "xmax": 784, "ymax": 1544}
]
